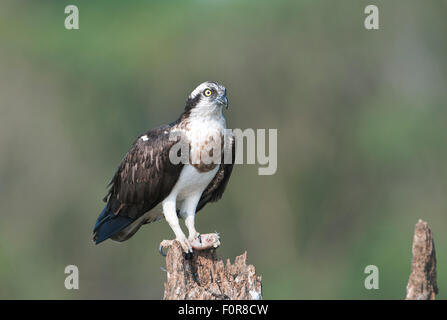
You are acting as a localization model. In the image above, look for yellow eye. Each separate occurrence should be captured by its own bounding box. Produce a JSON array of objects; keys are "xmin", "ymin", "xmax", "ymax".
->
[{"xmin": 204, "ymin": 89, "xmax": 212, "ymax": 97}]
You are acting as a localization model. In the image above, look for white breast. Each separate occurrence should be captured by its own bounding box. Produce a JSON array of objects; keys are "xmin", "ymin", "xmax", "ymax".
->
[
  {"xmin": 175, "ymin": 164, "xmax": 220, "ymax": 201},
  {"xmin": 174, "ymin": 115, "xmax": 225, "ymax": 201},
  {"xmin": 165, "ymin": 106, "xmax": 226, "ymax": 210},
  {"xmin": 187, "ymin": 115, "xmax": 225, "ymax": 148}
]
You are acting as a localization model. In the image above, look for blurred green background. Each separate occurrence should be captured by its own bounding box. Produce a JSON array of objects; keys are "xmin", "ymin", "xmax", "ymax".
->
[{"xmin": 0, "ymin": 0, "xmax": 446, "ymax": 299}]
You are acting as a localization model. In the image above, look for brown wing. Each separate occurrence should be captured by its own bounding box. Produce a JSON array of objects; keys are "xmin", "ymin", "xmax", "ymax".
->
[
  {"xmin": 196, "ymin": 133, "xmax": 235, "ymax": 212},
  {"xmin": 104, "ymin": 124, "xmax": 184, "ymax": 220}
]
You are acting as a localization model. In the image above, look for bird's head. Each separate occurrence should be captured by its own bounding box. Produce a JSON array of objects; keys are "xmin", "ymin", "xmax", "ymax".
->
[{"xmin": 184, "ymin": 81, "xmax": 228, "ymax": 115}]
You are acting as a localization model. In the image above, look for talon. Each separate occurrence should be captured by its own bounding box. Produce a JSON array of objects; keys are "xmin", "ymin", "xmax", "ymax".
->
[
  {"xmin": 159, "ymin": 244, "xmax": 167, "ymax": 257},
  {"xmin": 198, "ymin": 233, "xmax": 202, "ymax": 244},
  {"xmin": 174, "ymin": 236, "xmax": 193, "ymax": 255},
  {"xmin": 159, "ymin": 241, "xmax": 172, "ymax": 257}
]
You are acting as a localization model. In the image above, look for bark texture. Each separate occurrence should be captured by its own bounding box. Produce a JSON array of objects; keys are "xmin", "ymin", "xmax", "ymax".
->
[
  {"xmin": 163, "ymin": 241, "xmax": 262, "ymax": 300},
  {"xmin": 405, "ymin": 219, "xmax": 438, "ymax": 300}
]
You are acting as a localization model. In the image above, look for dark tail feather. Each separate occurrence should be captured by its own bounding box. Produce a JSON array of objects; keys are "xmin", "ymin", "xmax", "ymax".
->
[{"xmin": 93, "ymin": 207, "xmax": 134, "ymax": 245}]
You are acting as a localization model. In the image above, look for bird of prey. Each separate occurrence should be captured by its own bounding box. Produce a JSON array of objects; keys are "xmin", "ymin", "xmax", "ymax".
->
[{"xmin": 93, "ymin": 81, "xmax": 235, "ymax": 256}]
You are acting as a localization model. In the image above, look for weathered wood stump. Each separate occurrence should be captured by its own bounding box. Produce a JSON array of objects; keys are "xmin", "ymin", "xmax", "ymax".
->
[
  {"xmin": 405, "ymin": 219, "xmax": 438, "ymax": 300},
  {"xmin": 163, "ymin": 241, "xmax": 262, "ymax": 300}
]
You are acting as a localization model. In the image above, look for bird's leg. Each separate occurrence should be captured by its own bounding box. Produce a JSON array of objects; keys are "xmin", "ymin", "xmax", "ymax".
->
[
  {"xmin": 182, "ymin": 196, "xmax": 221, "ymax": 250},
  {"xmin": 160, "ymin": 199, "xmax": 192, "ymax": 256},
  {"xmin": 185, "ymin": 213, "xmax": 201, "ymax": 244},
  {"xmin": 185, "ymin": 212, "xmax": 221, "ymax": 250},
  {"xmin": 182, "ymin": 195, "xmax": 205, "ymax": 247}
]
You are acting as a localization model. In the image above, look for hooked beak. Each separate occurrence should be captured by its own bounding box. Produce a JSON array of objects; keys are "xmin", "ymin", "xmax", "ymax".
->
[{"xmin": 216, "ymin": 95, "xmax": 229, "ymax": 109}]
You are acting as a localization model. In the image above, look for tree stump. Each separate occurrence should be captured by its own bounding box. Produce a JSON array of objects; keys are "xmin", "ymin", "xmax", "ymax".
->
[
  {"xmin": 405, "ymin": 219, "xmax": 438, "ymax": 300},
  {"xmin": 163, "ymin": 241, "xmax": 262, "ymax": 300}
]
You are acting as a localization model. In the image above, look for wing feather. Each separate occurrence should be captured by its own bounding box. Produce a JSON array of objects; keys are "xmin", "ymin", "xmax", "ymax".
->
[{"xmin": 104, "ymin": 124, "xmax": 183, "ymax": 220}]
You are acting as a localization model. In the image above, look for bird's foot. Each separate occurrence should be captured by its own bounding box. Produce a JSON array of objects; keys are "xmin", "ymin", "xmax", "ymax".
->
[
  {"xmin": 190, "ymin": 232, "xmax": 221, "ymax": 250},
  {"xmin": 159, "ymin": 240, "xmax": 172, "ymax": 257},
  {"xmin": 188, "ymin": 232, "xmax": 202, "ymax": 245},
  {"xmin": 159, "ymin": 235, "xmax": 193, "ymax": 258},
  {"xmin": 159, "ymin": 233, "xmax": 220, "ymax": 259}
]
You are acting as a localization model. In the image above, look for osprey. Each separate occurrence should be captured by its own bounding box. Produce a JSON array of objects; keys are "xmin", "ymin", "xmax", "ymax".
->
[{"xmin": 93, "ymin": 81, "xmax": 235, "ymax": 256}]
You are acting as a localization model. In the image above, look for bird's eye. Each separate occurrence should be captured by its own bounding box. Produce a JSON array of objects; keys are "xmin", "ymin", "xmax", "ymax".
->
[{"xmin": 204, "ymin": 89, "xmax": 212, "ymax": 97}]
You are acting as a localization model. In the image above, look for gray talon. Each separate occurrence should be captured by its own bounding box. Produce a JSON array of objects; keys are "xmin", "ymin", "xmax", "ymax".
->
[{"xmin": 159, "ymin": 244, "xmax": 167, "ymax": 257}]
